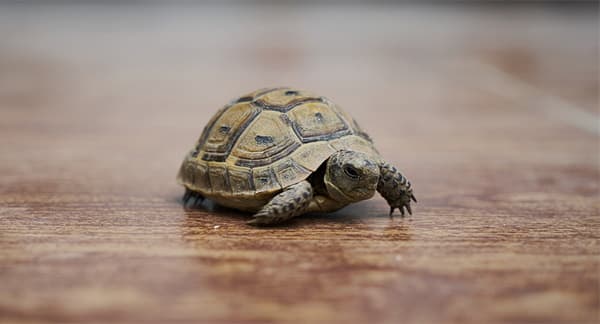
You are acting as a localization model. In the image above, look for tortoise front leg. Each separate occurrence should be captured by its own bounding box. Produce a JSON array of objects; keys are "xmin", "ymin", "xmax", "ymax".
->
[
  {"xmin": 377, "ymin": 162, "xmax": 417, "ymax": 216},
  {"xmin": 248, "ymin": 180, "xmax": 313, "ymax": 226}
]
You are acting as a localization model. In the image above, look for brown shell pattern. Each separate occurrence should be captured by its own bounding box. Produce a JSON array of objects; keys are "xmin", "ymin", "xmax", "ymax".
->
[{"xmin": 177, "ymin": 87, "xmax": 379, "ymax": 205}]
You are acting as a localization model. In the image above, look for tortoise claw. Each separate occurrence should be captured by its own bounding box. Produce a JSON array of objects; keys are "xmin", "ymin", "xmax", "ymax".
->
[
  {"xmin": 182, "ymin": 189, "xmax": 204, "ymax": 208},
  {"xmin": 247, "ymin": 218, "xmax": 261, "ymax": 226},
  {"xmin": 183, "ymin": 189, "xmax": 192, "ymax": 204},
  {"xmin": 388, "ymin": 191, "xmax": 415, "ymax": 217}
]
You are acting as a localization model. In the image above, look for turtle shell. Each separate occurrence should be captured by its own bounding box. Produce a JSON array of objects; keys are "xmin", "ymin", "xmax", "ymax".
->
[{"xmin": 177, "ymin": 87, "xmax": 380, "ymax": 211}]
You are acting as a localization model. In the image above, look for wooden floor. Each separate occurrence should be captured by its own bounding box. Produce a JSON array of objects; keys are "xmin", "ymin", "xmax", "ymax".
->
[{"xmin": 0, "ymin": 3, "xmax": 598, "ymax": 323}]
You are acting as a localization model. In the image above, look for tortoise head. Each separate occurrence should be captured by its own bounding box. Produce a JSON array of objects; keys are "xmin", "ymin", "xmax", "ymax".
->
[{"xmin": 324, "ymin": 150, "xmax": 380, "ymax": 203}]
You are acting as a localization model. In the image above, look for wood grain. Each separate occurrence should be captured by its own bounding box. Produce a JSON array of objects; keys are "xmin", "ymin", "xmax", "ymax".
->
[{"xmin": 0, "ymin": 3, "xmax": 598, "ymax": 323}]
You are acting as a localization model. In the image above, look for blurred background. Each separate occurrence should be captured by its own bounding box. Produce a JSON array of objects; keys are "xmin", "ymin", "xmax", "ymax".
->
[
  {"xmin": 1, "ymin": 1, "xmax": 598, "ymax": 323},
  {"xmin": 1, "ymin": 1, "xmax": 597, "ymax": 195}
]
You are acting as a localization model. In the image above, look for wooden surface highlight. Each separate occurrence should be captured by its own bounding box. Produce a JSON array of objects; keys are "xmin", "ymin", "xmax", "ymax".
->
[{"xmin": 0, "ymin": 4, "xmax": 598, "ymax": 323}]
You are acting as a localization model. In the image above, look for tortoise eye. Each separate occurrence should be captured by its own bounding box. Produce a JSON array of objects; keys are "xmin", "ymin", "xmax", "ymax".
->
[{"xmin": 343, "ymin": 165, "xmax": 360, "ymax": 179}]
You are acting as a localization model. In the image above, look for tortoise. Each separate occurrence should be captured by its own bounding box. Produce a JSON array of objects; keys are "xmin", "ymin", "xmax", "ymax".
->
[{"xmin": 177, "ymin": 87, "xmax": 416, "ymax": 225}]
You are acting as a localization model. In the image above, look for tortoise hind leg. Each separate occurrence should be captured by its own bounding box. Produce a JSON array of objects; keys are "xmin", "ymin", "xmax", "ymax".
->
[
  {"xmin": 248, "ymin": 180, "xmax": 313, "ymax": 226},
  {"xmin": 183, "ymin": 188, "xmax": 204, "ymax": 207}
]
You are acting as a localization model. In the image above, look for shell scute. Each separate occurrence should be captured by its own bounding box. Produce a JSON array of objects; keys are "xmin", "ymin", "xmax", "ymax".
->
[
  {"xmin": 207, "ymin": 163, "xmax": 230, "ymax": 194},
  {"xmin": 191, "ymin": 162, "xmax": 211, "ymax": 192},
  {"xmin": 272, "ymin": 158, "xmax": 311, "ymax": 189},
  {"xmin": 291, "ymin": 142, "xmax": 337, "ymax": 172},
  {"xmin": 200, "ymin": 103, "xmax": 261, "ymax": 162},
  {"xmin": 229, "ymin": 111, "xmax": 301, "ymax": 168},
  {"xmin": 252, "ymin": 166, "xmax": 282, "ymax": 194},
  {"xmin": 287, "ymin": 101, "xmax": 351, "ymax": 142},
  {"xmin": 228, "ymin": 165, "xmax": 255, "ymax": 195},
  {"xmin": 253, "ymin": 88, "xmax": 323, "ymax": 112}
]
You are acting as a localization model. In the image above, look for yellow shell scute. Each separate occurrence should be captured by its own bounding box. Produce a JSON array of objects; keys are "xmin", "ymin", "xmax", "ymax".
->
[{"xmin": 228, "ymin": 111, "xmax": 301, "ymax": 168}]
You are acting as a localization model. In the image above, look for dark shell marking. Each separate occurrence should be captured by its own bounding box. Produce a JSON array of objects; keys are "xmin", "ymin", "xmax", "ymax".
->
[{"xmin": 255, "ymin": 135, "xmax": 274, "ymax": 145}]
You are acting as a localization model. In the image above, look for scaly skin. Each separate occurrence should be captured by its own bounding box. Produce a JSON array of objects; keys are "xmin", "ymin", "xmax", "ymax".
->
[
  {"xmin": 182, "ymin": 188, "xmax": 204, "ymax": 207},
  {"xmin": 377, "ymin": 162, "xmax": 417, "ymax": 216},
  {"xmin": 248, "ymin": 180, "xmax": 313, "ymax": 226}
]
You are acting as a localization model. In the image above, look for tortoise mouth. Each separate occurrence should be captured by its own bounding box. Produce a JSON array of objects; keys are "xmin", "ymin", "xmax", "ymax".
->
[
  {"xmin": 325, "ymin": 182, "xmax": 355, "ymax": 204},
  {"xmin": 325, "ymin": 181, "xmax": 375, "ymax": 203},
  {"xmin": 352, "ymin": 187, "xmax": 376, "ymax": 200}
]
